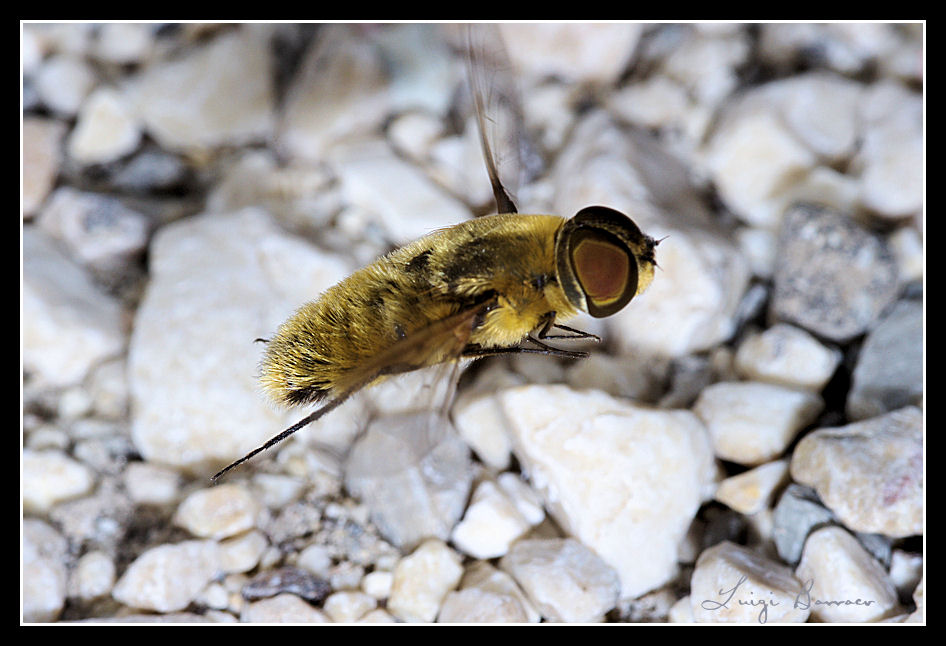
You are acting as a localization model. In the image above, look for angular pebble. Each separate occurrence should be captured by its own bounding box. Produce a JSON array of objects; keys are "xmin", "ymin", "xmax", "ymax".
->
[
  {"xmin": 438, "ymin": 587, "xmax": 530, "ymax": 623},
  {"xmin": 772, "ymin": 484, "xmax": 837, "ymax": 565},
  {"xmin": 23, "ymin": 228, "xmax": 125, "ymax": 388},
  {"xmin": 450, "ymin": 480, "xmax": 531, "ymax": 559},
  {"xmin": 690, "ymin": 541, "xmax": 809, "ymax": 623},
  {"xmin": 795, "ymin": 526, "xmax": 899, "ymax": 622},
  {"xmin": 122, "ymin": 462, "xmax": 181, "ymax": 506},
  {"xmin": 70, "ymin": 550, "xmax": 116, "ymax": 601},
  {"xmin": 23, "ymin": 117, "xmax": 66, "ymax": 217},
  {"xmin": 847, "ymin": 300, "xmax": 923, "ymax": 420},
  {"xmin": 387, "ymin": 539, "xmax": 464, "ymax": 623},
  {"xmin": 219, "ymin": 530, "xmax": 268, "ymax": 574},
  {"xmin": 790, "ymin": 407, "xmax": 922, "ymax": 538},
  {"xmin": 500, "ymin": 385, "xmax": 715, "ymax": 598},
  {"xmin": 734, "ymin": 324, "xmax": 841, "ymax": 391},
  {"xmin": 323, "ymin": 591, "xmax": 377, "ymax": 623},
  {"xmin": 124, "ymin": 27, "xmax": 274, "ymax": 151},
  {"xmin": 500, "ymin": 23, "xmax": 642, "ymax": 84},
  {"xmin": 67, "ymin": 86, "xmax": 142, "ymax": 164},
  {"xmin": 328, "ymin": 140, "xmax": 471, "ymax": 246},
  {"xmin": 500, "ymin": 538, "xmax": 619, "ymax": 623},
  {"xmin": 34, "ymin": 55, "xmax": 96, "ymax": 115},
  {"xmin": 714, "ymin": 459, "xmax": 789, "ymax": 515},
  {"xmin": 345, "ymin": 411, "xmax": 473, "ymax": 551},
  {"xmin": 23, "ymin": 449, "xmax": 96, "ymax": 514},
  {"xmin": 693, "ymin": 381, "xmax": 823, "ymax": 465},
  {"xmin": 23, "ymin": 520, "xmax": 68, "ymax": 622},
  {"xmin": 770, "ymin": 204, "xmax": 899, "ymax": 343},
  {"xmin": 241, "ymin": 593, "xmax": 330, "ymax": 623},
  {"xmin": 112, "ymin": 540, "xmax": 222, "ymax": 612},
  {"xmin": 173, "ymin": 484, "xmax": 262, "ymax": 540},
  {"xmin": 128, "ymin": 209, "xmax": 351, "ymax": 471},
  {"xmin": 36, "ymin": 187, "xmax": 150, "ymax": 283}
]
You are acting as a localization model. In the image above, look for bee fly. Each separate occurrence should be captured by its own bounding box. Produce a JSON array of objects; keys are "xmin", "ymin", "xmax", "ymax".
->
[{"xmin": 212, "ymin": 26, "xmax": 659, "ymax": 481}]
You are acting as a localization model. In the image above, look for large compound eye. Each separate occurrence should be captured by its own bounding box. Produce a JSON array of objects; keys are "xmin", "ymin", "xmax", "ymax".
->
[
  {"xmin": 569, "ymin": 227, "xmax": 638, "ymax": 317},
  {"xmin": 555, "ymin": 205, "xmax": 649, "ymax": 318}
]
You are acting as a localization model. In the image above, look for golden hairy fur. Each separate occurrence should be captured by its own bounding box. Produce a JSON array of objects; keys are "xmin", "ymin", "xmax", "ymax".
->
[{"xmin": 259, "ymin": 214, "xmax": 586, "ymax": 407}]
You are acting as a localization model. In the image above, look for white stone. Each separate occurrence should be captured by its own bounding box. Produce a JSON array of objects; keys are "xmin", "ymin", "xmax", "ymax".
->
[
  {"xmin": 323, "ymin": 591, "xmax": 377, "ymax": 623},
  {"xmin": 889, "ymin": 226, "xmax": 924, "ymax": 286},
  {"xmin": 219, "ymin": 530, "xmax": 268, "ymax": 574},
  {"xmin": 127, "ymin": 208, "xmax": 352, "ymax": 472},
  {"xmin": 795, "ymin": 527, "xmax": 900, "ymax": 622},
  {"xmin": 23, "ymin": 228, "xmax": 125, "ymax": 388},
  {"xmin": 609, "ymin": 76, "xmax": 691, "ymax": 130},
  {"xmin": 328, "ymin": 140, "xmax": 471, "ymax": 246},
  {"xmin": 70, "ymin": 550, "xmax": 116, "ymax": 600},
  {"xmin": 125, "ymin": 27, "xmax": 274, "ymax": 151},
  {"xmin": 23, "ymin": 117, "xmax": 66, "ymax": 217},
  {"xmin": 661, "ymin": 28, "xmax": 750, "ymax": 107},
  {"xmin": 361, "ymin": 570, "xmax": 393, "ymax": 600},
  {"xmin": 278, "ymin": 25, "xmax": 390, "ymax": 160},
  {"xmin": 112, "ymin": 540, "xmax": 222, "ymax": 613},
  {"xmin": 500, "ymin": 538, "xmax": 619, "ymax": 622},
  {"xmin": 690, "ymin": 541, "xmax": 809, "ymax": 623},
  {"xmin": 694, "ymin": 381, "xmax": 823, "ymax": 465},
  {"xmin": 438, "ymin": 588, "xmax": 529, "ymax": 623},
  {"xmin": 496, "ymin": 472, "xmax": 545, "ymax": 526},
  {"xmin": 451, "ymin": 480, "xmax": 531, "ymax": 559},
  {"xmin": 790, "ymin": 407, "xmax": 922, "ymax": 538},
  {"xmin": 22, "ymin": 520, "xmax": 68, "ymax": 622},
  {"xmin": 459, "ymin": 561, "xmax": 540, "ymax": 623},
  {"xmin": 91, "ymin": 23, "xmax": 154, "ymax": 64},
  {"xmin": 715, "ymin": 460, "xmax": 790, "ymax": 515},
  {"xmin": 500, "ymin": 23, "xmax": 642, "ymax": 85},
  {"xmin": 296, "ymin": 544, "xmax": 333, "ymax": 578},
  {"xmin": 23, "ymin": 449, "xmax": 96, "ymax": 514},
  {"xmin": 122, "ymin": 462, "xmax": 181, "ymax": 506},
  {"xmin": 34, "ymin": 55, "xmax": 96, "ymax": 115},
  {"xmin": 173, "ymin": 484, "xmax": 262, "ymax": 540},
  {"xmin": 499, "ymin": 385, "xmax": 715, "ymax": 598},
  {"xmin": 359, "ymin": 609, "xmax": 397, "ymax": 623},
  {"xmin": 854, "ymin": 81, "xmax": 922, "ymax": 218},
  {"xmin": 67, "ymin": 86, "xmax": 142, "ymax": 164},
  {"xmin": 249, "ymin": 473, "xmax": 305, "ymax": 509},
  {"xmin": 735, "ymin": 324, "xmax": 842, "ymax": 391},
  {"xmin": 888, "ymin": 550, "xmax": 923, "ymax": 598},
  {"xmin": 241, "ymin": 593, "xmax": 330, "ymax": 623},
  {"xmin": 702, "ymin": 95, "xmax": 816, "ymax": 228},
  {"xmin": 387, "ymin": 539, "xmax": 464, "ymax": 623}
]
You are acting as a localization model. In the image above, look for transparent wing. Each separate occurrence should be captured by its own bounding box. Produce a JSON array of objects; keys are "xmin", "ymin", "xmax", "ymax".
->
[{"xmin": 465, "ymin": 23, "xmax": 531, "ymax": 216}]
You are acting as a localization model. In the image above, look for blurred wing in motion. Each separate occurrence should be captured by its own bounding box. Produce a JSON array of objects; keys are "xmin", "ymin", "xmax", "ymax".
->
[{"xmin": 465, "ymin": 23, "xmax": 532, "ymax": 216}]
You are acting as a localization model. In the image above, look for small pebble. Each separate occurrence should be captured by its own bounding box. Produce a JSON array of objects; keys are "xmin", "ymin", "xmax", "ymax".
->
[
  {"xmin": 69, "ymin": 550, "xmax": 116, "ymax": 601},
  {"xmin": 450, "ymin": 480, "xmax": 531, "ymax": 559},
  {"xmin": 240, "ymin": 593, "xmax": 330, "ymax": 623},
  {"xmin": 322, "ymin": 590, "xmax": 377, "ymax": 623},
  {"xmin": 791, "ymin": 407, "xmax": 922, "ymax": 538},
  {"xmin": 714, "ymin": 459, "xmax": 790, "ymax": 515},
  {"xmin": 693, "ymin": 381, "xmax": 823, "ymax": 465},
  {"xmin": 770, "ymin": 204, "xmax": 899, "ymax": 343},
  {"xmin": 794, "ymin": 526, "xmax": 899, "ymax": 622},
  {"xmin": 500, "ymin": 538, "xmax": 620, "ymax": 623},
  {"xmin": 112, "ymin": 540, "xmax": 222, "ymax": 613},
  {"xmin": 387, "ymin": 539, "xmax": 464, "ymax": 623},
  {"xmin": 23, "ymin": 449, "xmax": 96, "ymax": 514},
  {"xmin": 734, "ymin": 324, "xmax": 841, "ymax": 392},
  {"xmin": 690, "ymin": 541, "xmax": 809, "ymax": 623},
  {"xmin": 173, "ymin": 484, "xmax": 262, "ymax": 540}
]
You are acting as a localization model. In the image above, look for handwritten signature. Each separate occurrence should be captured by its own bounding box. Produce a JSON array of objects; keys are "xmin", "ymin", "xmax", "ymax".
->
[{"xmin": 700, "ymin": 575, "xmax": 876, "ymax": 623}]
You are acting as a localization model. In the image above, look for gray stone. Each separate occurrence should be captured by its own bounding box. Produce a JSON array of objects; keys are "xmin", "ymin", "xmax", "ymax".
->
[{"xmin": 770, "ymin": 204, "xmax": 898, "ymax": 342}]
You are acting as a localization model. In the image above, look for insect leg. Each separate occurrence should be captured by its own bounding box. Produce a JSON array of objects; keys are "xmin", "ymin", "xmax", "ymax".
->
[
  {"xmin": 533, "ymin": 312, "xmax": 601, "ymax": 342},
  {"xmin": 462, "ymin": 342, "xmax": 589, "ymax": 360}
]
